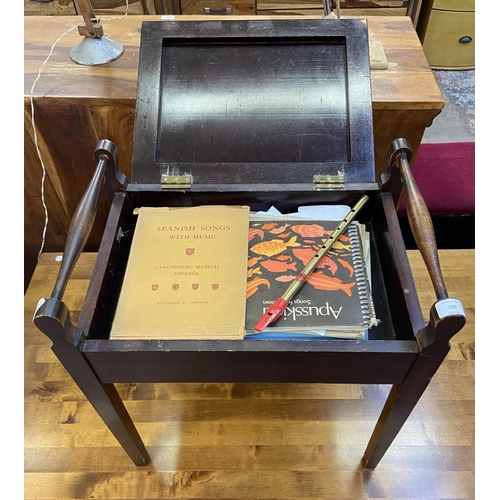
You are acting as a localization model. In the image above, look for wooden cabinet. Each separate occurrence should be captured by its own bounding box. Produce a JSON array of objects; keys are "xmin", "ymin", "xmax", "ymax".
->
[
  {"xmin": 89, "ymin": 0, "xmax": 159, "ymax": 15},
  {"xmin": 255, "ymin": 0, "xmax": 408, "ymax": 16},
  {"xmin": 25, "ymin": 0, "xmax": 160, "ymax": 16},
  {"xmin": 181, "ymin": 0, "xmax": 255, "ymax": 15},
  {"xmin": 417, "ymin": 0, "xmax": 475, "ymax": 69},
  {"xmin": 176, "ymin": 0, "xmax": 408, "ymax": 16},
  {"xmin": 24, "ymin": 0, "xmax": 77, "ymax": 15},
  {"xmin": 24, "ymin": 0, "xmax": 408, "ymax": 16},
  {"xmin": 256, "ymin": 0, "xmax": 323, "ymax": 16}
]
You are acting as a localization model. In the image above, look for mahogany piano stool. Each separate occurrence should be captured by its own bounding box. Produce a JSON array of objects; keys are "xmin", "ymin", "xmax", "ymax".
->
[{"xmin": 32, "ymin": 18, "xmax": 466, "ymax": 469}]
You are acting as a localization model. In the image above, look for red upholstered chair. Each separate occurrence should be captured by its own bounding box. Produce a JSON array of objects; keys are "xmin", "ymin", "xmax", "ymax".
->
[{"xmin": 398, "ymin": 142, "xmax": 475, "ymax": 248}]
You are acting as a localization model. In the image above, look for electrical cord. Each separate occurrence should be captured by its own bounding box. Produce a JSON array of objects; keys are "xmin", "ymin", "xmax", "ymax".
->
[{"xmin": 30, "ymin": 1, "xmax": 129, "ymax": 261}]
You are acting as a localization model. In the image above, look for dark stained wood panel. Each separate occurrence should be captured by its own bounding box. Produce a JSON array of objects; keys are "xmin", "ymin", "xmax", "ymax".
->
[
  {"xmin": 158, "ymin": 41, "xmax": 349, "ymax": 164},
  {"xmin": 132, "ymin": 19, "xmax": 375, "ymax": 185}
]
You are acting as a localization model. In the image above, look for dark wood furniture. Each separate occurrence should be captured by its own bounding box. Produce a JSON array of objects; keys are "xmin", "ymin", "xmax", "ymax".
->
[
  {"xmin": 406, "ymin": 0, "xmax": 423, "ymax": 25},
  {"xmin": 31, "ymin": 18, "xmax": 465, "ymax": 470},
  {"xmin": 24, "ymin": 14, "xmax": 444, "ymax": 291}
]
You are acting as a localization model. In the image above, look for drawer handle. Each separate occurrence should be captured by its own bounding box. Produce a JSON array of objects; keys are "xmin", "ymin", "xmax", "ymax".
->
[
  {"xmin": 204, "ymin": 6, "xmax": 233, "ymax": 14},
  {"xmin": 458, "ymin": 36, "xmax": 473, "ymax": 44}
]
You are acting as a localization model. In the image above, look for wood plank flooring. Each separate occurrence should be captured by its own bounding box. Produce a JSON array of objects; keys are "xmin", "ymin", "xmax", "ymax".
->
[{"xmin": 24, "ymin": 250, "xmax": 475, "ymax": 499}]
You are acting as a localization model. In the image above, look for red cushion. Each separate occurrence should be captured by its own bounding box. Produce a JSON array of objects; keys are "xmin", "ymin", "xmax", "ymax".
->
[{"xmin": 397, "ymin": 142, "xmax": 475, "ymax": 216}]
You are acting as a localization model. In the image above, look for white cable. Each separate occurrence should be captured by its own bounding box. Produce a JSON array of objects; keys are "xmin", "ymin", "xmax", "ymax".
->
[
  {"xmin": 30, "ymin": 1, "xmax": 129, "ymax": 261},
  {"xmin": 100, "ymin": 0, "xmax": 129, "ymax": 22},
  {"xmin": 30, "ymin": 22, "xmax": 80, "ymax": 261}
]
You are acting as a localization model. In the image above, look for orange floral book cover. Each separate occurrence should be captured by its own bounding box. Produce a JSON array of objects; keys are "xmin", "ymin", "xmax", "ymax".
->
[
  {"xmin": 110, "ymin": 205, "xmax": 250, "ymax": 340},
  {"xmin": 245, "ymin": 218, "xmax": 378, "ymax": 338}
]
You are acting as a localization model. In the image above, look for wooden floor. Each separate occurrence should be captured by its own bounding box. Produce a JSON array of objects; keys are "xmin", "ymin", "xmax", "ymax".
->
[{"xmin": 24, "ymin": 250, "xmax": 475, "ymax": 499}]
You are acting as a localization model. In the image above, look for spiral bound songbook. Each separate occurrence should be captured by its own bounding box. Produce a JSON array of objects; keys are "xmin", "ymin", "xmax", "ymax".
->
[{"xmin": 245, "ymin": 218, "xmax": 379, "ymax": 339}]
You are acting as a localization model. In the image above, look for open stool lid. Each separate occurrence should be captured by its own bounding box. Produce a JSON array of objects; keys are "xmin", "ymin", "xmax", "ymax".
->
[{"xmin": 131, "ymin": 18, "xmax": 375, "ymax": 191}]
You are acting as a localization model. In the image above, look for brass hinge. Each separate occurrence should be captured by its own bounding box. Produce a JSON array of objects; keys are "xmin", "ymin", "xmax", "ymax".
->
[
  {"xmin": 313, "ymin": 172, "xmax": 345, "ymax": 190},
  {"xmin": 160, "ymin": 174, "xmax": 193, "ymax": 189}
]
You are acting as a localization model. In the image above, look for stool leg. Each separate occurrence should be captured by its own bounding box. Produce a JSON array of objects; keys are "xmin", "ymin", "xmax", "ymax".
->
[
  {"xmin": 362, "ymin": 348, "xmax": 445, "ymax": 469},
  {"xmin": 52, "ymin": 346, "xmax": 150, "ymax": 466},
  {"xmin": 362, "ymin": 300, "xmax": 466, "ymax": 468},
  {"xmin": 362, "ymin": 382, "xmax": 423, "ymax": 469},
  {"xmin": 34, "ymin": 309, "xmax": 150, "ymax": 466}
]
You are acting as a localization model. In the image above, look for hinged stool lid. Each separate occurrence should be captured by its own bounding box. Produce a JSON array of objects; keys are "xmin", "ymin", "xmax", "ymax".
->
[{"xmin": 131, "ymin": 18, "xmax": 376, "ymax": 191}]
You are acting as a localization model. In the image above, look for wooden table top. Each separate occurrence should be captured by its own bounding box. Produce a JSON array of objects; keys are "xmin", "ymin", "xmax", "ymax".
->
[
  {"xmin": 24, "ymin": 248, "xmax": 475, "ymax": 497},
  {"xmin": 24, "ymin": 15, "xmax": 444, "ymax": 110}
]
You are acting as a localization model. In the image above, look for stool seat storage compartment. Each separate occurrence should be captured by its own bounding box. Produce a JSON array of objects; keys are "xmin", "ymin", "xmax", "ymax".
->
[{"xmin": 33, "ymin": 18, "xmax": 466, "ymax": 470}]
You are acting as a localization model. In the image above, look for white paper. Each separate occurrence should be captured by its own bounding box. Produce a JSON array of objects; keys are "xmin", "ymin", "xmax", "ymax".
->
[{"xmin": 255, "ymin": 205, "xmax": 351, "ymax": 221}]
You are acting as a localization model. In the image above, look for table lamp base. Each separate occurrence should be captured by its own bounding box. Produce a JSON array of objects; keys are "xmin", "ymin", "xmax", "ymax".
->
[{"xmin": 70, "ymin": 36, "xmax": 124, "ymax": 66}]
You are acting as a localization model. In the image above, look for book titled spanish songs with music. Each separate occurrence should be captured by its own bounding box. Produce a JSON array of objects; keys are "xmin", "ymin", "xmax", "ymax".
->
[
  {"xmin": 110, "ymin": 205, "xmax": 250, "ymax": 340},
  {"xmin": 245, "ymin": 218, "xmax": 378, "ymax": 338}
]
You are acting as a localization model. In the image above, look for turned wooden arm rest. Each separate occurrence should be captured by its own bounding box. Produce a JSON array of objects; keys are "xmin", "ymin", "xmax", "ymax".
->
[
  {"xmin": 387, "ymin": 138, "xmax": 466, "ymax": 348},
  {"xmin": 33, "ymin": 140, "xmax": 127, "ymax": 342}
]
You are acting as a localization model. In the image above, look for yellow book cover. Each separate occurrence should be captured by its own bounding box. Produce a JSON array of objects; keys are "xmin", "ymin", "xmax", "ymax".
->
[{"xmin": 110, "ymin": 205, "xmax": 250, "ymax": 340}]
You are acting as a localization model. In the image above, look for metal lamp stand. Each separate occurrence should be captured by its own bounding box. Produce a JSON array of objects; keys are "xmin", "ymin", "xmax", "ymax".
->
[
  {"xmin": 322, "ymin": 0, "xmax": 341, "ymax": 17},
  {"xmin": 70, "ymin": 0, "xmax": 124, "ymax": 66}
]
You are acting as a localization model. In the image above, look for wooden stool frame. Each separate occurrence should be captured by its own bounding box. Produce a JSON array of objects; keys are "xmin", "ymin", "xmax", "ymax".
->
[
  {"xmin": 33, "ymin": 137, "xmax": 465, "ymax": 469},
  {"xmin": 32, "ymin": 19, "xmax": 465, "ymax": 470}
]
